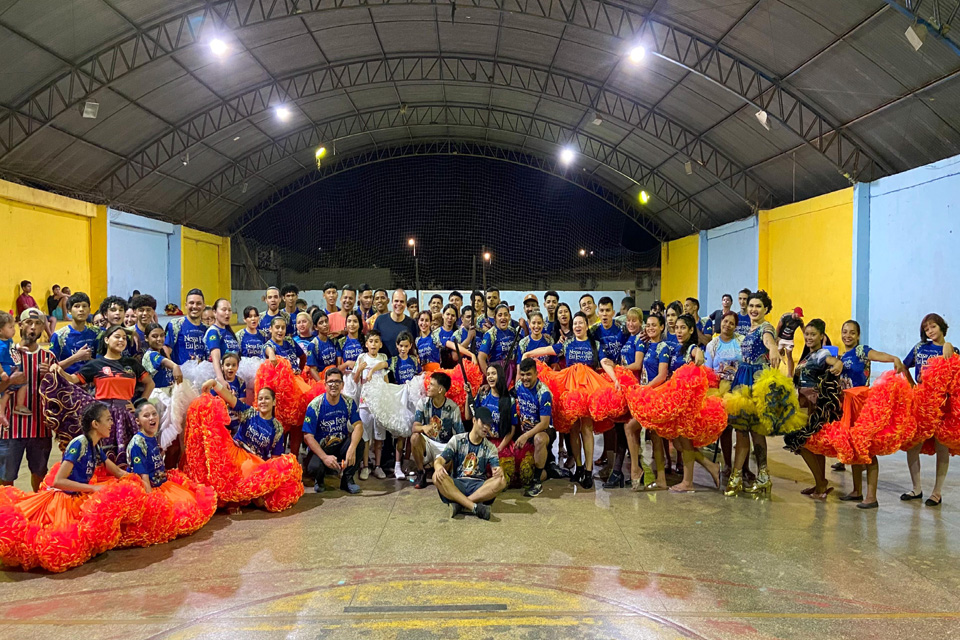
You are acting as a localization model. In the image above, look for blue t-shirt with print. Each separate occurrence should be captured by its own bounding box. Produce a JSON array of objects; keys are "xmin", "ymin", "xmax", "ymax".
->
[
  {"xmin": 416, "ymin": 335, "xmax": 440, "ymax": 364},
  {"xmin": 303, "ymin": 394, "xmax": 360, "ymax": 448},
  {"xmin": 127, "ymin": 432, "xmax": 167, "ymax": 488},
  {"xmin": 142, "ymin": 349, "xmax": 173, "ymax": 388},
  {"xmin": 478, "ymin": 327, "xmax": 519, "ymax": 363},
  {"xmin": 62, "ymin": 434, "xmax": 106, "ymax": 488},
  {"xmin": 339, "ymin": 337, "xmax": 365, "ymax": 364},
  {"xmin": 474, "ymin": 391, "xmax": 517, "ymax": 440},
  {"xmin": 237, "ymin": 329, "xmax": 266, "ymax": 358},
  {"xmin": 620, "ymin": 333, "xmax": 644, "ymax": 367},
  {"xmin": 590, "ymin": 322, "xmax": 628, "ymax": 362},
  {"xmin": 390, "ymin": 355, "xmax": 421, "ymax": 384},
  {"xmin": 164, "ymin": 317, "xmax": 207, "ymax": 365},
  {"xmin": 515, "ymin": 379, "xmax": 552, "ymax": 434},
  {"xmin": 642, "ymin": 340, "xmax": 672, "ymax": 383},
  {"xmin": 266, "ymin": 338, "xmax": 304, "ymax": 374},
  {"xmin": 204, "ymin": 325, "xmax": 240, "ymax": 358},
  {"xmin": 50, "ymin": 324, "xmax": 99, "ymax": 374},
  {"xmin": 736, "ymin": 313, "xmax": 751, "ymax": 336},
  {"xmin": 234, "ymin": 401, "xmax": 285, "ymax": 459},
  {"xmin": 841, "ymin": 344, "xmax": 872, "ymax": 388},
  {"xmin": 552, "ymin": 339, "xmax": 596, "ymax": 367},
  {"xmin": 903, "ymin": 341, "xmax": 945, "ymax": 383},
  {"xmin": 312, "ymin": 337, "xmax": 339, "ymax": 370}
]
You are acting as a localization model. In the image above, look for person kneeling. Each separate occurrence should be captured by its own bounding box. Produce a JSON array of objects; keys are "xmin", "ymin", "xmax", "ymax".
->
[
  {"xmin": 302, "ymin": 368, "xmax": 365, "ymax": 494},
  {"xmin": 435, "ymin": 406, "xmax": 505, "ymax": 520}
]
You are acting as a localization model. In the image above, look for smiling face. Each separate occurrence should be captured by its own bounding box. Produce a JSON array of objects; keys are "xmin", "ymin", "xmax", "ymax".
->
[
  {"xmin": 105, "ymin": 303, "xmax": 124, "ymax": 326},
  {"xmin": 340, "ymin": 290, "xmax": 356, "ymax": 312},
  {"xmin": 345, "ymin": 314, "xmax": 360, "ymax": 338},
  {"xmin": 105, "ymin": 327, "xmax": 128, "ymax": 355},
  {"xmin": 572, "ymin": 315, "xmax": 587, "ymax": 339},
  {"xmin": 270, "ymin": 320, "xmax": 286, "ymax": 343},
  {"xmin": 738, "ymin": 292, "xmax": 748, "ymax": 312},
  {"xmin": 296, "ymin": 314, "xmax": 312, "ymax": 337},
  {"xmin": 579, "ymin": 297, "xmax": 596, "ymax": 318},
  {"xmin": 185, "ymin": 295, "xmax": 205, "ymax": 321},
  {"xmin": 256, "ymin": 388, "xmax": 276, "ymax": 416},
  {"xmin": 485, "ymin": 366, "xmax": 500, "ymax": 388},
  {"xmin": 747, "ymin": 298, "xmax": 765, "ymax": 321},
  {"xmin": 557, "ymin": 305, "xmax": 571, "ymax": 326},
  {"xmin": 645, "ymin": 316, "xmax": 663, "ymax": 341},
  {"xmin": 136, "ymin": 402, "xmax": 160, "ymax": 437},
  {"xmin": 924, "ymin": 320, "xmax": 944, "ymax": 343},
  {"xmin": 529, "ymin": 314, "xmax": 544, "ymax": 337},
  {"xmin": 626, "ymin": 313, "xmax": 641, "ymax": 335},
  {"xmin": 418, "ymin": 313, "xmax": 431, "ymax": 335},
  {"xmin": 135, "ymin": 305, "xmax": 153, "ymax": 327},
  {"xmin": 374, "ymin": 291, "xmax": 389, "ymax": 313},
  {"xmin": 544, "ymin": 295, "xmax": 558, "ymax": 316},
  {"xmin": 92, "ymin": 409, "xmax": 113, "ymax": 440},
  {"xmin": 841, "ymin": 322, "xmax": 860, "ymax": 348},
  {"xmin": 429, "ymin": 298, "xmax": 443, "ymax": 315},
  {"xmin": 124, "ymin": 308, "xmax": 137, "ymax": 326},
  {"xmin": 720, "ymin": 314, "xmax": 737, "ymax": 339},
  {"xmin": 391, "ymin": 291, "xmax": 407, "ymax": 316},
  {"xmin": 803, "ymin": 324, "xmax": 822, "ymax": 349},
  {"xmin": 147, "ymin": 327, "xmax": 165, "ymax": 351},
  {"xmin": 427, "ymin": 376, "xmax": 444, "ymax": 399}
]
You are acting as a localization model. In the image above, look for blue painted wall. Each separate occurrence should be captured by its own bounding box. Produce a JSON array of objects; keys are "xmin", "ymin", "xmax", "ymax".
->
[
  {"xmin": 701, "ymin": 216, "xmax": 758, "ymax": 315},
  {"xmin": 866, "ymin": 155, "xmax": 960, "ymax": 371},
  {"xmin": 106, "ymin": 209, "xmax": 181, "ymax": 308}
]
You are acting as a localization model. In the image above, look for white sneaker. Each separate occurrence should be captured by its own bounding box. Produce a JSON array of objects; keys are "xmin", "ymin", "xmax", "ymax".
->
[
  {"xmin": 359, "ymin": 467, "xmax": 371, "ymax": 481},
  {"xmin": 373, "ymin": 467, "xmax": 386, "ymax": 479},
  {"xmin": 394, "ymin": 463, "xmax": 405, "ymax": 480}
]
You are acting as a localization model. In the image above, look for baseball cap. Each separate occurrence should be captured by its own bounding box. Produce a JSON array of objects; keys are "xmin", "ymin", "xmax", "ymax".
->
[
  {"xmin": 793, "ymin": 307, "xmax": 803, "ymax": 317},
  {"xmin": 19, "ymin": 307, "xmax": 45, "ymax": 322},
  {"xmin": 473, "ymin": 406, "xmax": 494, "ymax": 425},
  {"xmin": 523, "ymin": 294, "xmax": 538, "ymax": 304}
]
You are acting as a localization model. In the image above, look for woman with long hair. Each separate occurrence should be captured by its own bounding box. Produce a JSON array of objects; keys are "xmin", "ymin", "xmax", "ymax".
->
[
  {"xmin": 901, "ymin": 313, "xmax": 955, "ymax": 507},
  {"xmin": 723, "ymin": 290, "xmax": 790, "ymax": 497},
  {"xmin": 465, "ymin": 364, "xmax": 529, "ymax": 487},
  {"xmin": 664, "ymin": 301, "xmax": 683, "ymax": 345},
  {"xmin": 623, "ymin": 313, "xmax": 671, "ymax": 490},
  {"xmin": 669, "ymin": 314, "xmax": 721, "ymax": 492},
  {"xmin": 784, "ymin": 319, "xmax": 844, "ymax": 499},
  {"xmin": 204, "ymin": 298, "xmax": 241, "ymax": 386},
  {"xmin": 600, "ymin": 306, "xmax": 644, "ymax": 489},
  {"xmin": 415, "ymin": 310, "xmax": 441, "ymax": 369}
]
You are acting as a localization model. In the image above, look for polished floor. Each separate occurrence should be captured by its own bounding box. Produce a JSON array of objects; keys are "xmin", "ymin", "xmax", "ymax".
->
[{"xmin": 1, "ymin": 442, "xmax": 958, "ymax": 640}]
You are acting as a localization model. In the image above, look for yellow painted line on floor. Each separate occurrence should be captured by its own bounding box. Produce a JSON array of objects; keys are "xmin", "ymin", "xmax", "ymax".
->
[{"xmin": 666, "ymin": 611, "xmax": 960, "ymax": 620}]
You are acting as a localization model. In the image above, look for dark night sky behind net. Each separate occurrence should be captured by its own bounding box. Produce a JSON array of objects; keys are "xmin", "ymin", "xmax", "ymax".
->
[{"xmin": 243, "ymin": 155, "xmax": 660, "ymax": 288}]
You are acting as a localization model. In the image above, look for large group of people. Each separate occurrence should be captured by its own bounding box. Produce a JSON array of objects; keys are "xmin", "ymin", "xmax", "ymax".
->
[{"xmin": 1, "ymin": 277, "xmax": 957, "ymax": 573}]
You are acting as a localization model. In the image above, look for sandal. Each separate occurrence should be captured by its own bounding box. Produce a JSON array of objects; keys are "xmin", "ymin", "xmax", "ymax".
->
[
  {"xmin": 808, "ymin": 487, "xmax": 834, "ymax": 500},
  {"xmin": 900, "ymin": 491, "xmax": 923, "ymax": 501},
  {"xmin": 645, "ymin": 481, "xmax": 666, "ymax": 491},
  {"xmin": 924, "ymin": 496, "xmax": 942, "ymax": 507},
  {"xmin": 800, "ymin": 486, "xmax": 817, "ymax": 495}
]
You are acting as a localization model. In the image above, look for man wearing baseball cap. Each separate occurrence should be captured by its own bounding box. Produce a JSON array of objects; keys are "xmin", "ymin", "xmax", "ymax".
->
[
  {"xmin": 775, "ymin": 307, "xmax": 805, "ymax": 377},
  {"xmin": 434, "ymin": 404, "xmax": 505, "ymax": 520},
  {"xmin": 0, "ymin": 308, "xmax": 57, "ymax": 491}
]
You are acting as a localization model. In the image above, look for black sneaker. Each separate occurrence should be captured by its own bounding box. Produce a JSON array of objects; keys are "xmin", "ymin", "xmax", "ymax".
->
[
  {"xmin": 340, "ymin": 477, "xmax": 361, "ymax": 494},
  {"xmin": 524, "ymin": 480, "xmax": 543, "ymax": 497},
  {"xmin": 450, "ymin": 503, "xmax": 462, "ymax": 518},
  {"xmin": 414, "ymin": 471, "xmax": 428, "ymax": 489},
  {"xmin": 314, "ymin": 480, "xmax": 326, "ymax": 493},
  {"xmin": 473, "ymin": 503, "xmax": 491, "ymax": 520}
]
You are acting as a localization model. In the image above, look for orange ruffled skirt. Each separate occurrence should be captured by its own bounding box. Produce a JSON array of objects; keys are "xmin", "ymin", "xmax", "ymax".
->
[
  {"xmin": 117, "ymin": 469, "xmax": 217, "ymax": 548},
  {"xmin": 182, "ymin": 394, "xmax": 304, "ymax": 512},
  {"xmin": 0, "ymin": 472, "xmax": 145, "ymax": 573},
  {"xmin": 624, "ymin": 364, "xmax": 727, "ymax": 445},
  {"xmin": 534, "ymin": 362, "xmax": 634, "ymax": 434},
  {"xmin": 255, "ymin": 357, "xmax": 326, "ymax": 429}
]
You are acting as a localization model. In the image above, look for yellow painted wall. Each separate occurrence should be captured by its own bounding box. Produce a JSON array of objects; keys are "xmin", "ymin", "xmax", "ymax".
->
[
  {"xmin": 0, "ymin": 179, "xmax": 106, "ymax": 317},
  {"xmin": 660, "ymin": 234, "xmax": 699, "ymax": 304},
  {"xmin": 758, "ymin": 188, "xmax": 853, "ymax": 354},
  {"xmin": 181, "ymin": 226, "xmax": 231, "ymax": 304}
]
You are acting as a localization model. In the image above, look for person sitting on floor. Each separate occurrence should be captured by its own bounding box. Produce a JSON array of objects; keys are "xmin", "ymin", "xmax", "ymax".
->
[
  {"xmin": 435, "ymin": 405, "xmax": 506, "ymax": 520},
  {"xmin": 410, "ymin": 372, "xmax": 464, "ymax": 489}
]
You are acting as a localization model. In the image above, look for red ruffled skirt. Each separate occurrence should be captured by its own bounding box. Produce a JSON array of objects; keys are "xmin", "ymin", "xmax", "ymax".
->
[
  {"xmin": 182, "ymin": 394, "xmax": 304, "ymax": 512},
  {"xmin": 0, "ymin": 472, "xmax": 145, "ymax": 573},
  {"xmin": 533, "ymin": 362, "xmax": 630, "ymax": 434},
  {"xmin": 624, "ymin": 364, "xmax": 726, "ymax": 444},
  {"xmin": 903, "ymin": 356, "xmax": 960, "ymax": 455},
  {"xmin": 117, "ymin": 469, "xmax": 217, "ymax": 548},
  {"xmin": 490, "ymin": 438, "xmax": 535, "ymax": 488},
  {"xmin": 255, "ymin": 358, "xmax": 326, "ymax": 430}
]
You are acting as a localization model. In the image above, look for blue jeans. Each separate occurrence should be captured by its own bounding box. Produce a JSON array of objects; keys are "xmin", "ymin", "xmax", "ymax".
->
[{"xmin": 0, "ymin": 437, "xmax": 52, "ymax": 483}]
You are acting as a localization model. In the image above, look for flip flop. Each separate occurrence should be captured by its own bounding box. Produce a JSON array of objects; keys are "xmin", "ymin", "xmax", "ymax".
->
[{"xmin": 669, "ymin": 485, "xmax": 696, "ymax": 493}]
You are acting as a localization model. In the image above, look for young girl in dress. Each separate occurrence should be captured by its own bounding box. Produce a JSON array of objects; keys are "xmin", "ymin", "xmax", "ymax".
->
[{"xmin": 354, "ymin": 330, "xmax": 390, "ymax": 480}]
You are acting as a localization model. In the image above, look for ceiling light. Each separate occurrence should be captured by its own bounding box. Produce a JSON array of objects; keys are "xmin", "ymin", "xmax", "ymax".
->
[
  {"xmin": 639, "ymin": 190, "xmax": 650, "ymax": 205},
  {"xmin": 559, "ymin": 147, "xmax": 576, "ymax": 165},
  {"xmin": 628, "ymin": 46, "xmax": 646, "ymax": 64},
  {"xmin": 755, "ymin": 110, "xmax": 771, "ymax": 131},
  {"xmin": 81, "ymin": 101, "xmax": 99, "ymax": 119},
  {"xmin": 275, "ymin": 105, "xmax": 291, "ymax": 121},
  {"xmin": 579, "ymin": 249, "xmax": 586, "ymax": 256},
  {"xmin": 210, "ymin": 38, "xmax": 228, "ymax": 57},
  {"xmin": 241, "ymin": 182, "xmax": 248, "ymax": 194},
  {"xmin": 233, "ymin": 136, "xmax": 241, "ymax": 141},
  {"xmin": 684, "ymin": 161, "xmax": 693, "ymax": 175},
  {"xmin": 181, "ymin": 153, "xmax": 189, "ymax": 166},
  {"xmin": 905, "ymin": 23, "xmax": 926, "ymax": 51},
  {"xmin": 315, "ymin": 146, "xmax": 327, "ymax": 159}
]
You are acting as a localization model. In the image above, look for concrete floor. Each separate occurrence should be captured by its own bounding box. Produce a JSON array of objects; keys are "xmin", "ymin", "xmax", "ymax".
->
[{"xmin": 1, "ymin": 443, "xmax": 958, "ymax": 640}]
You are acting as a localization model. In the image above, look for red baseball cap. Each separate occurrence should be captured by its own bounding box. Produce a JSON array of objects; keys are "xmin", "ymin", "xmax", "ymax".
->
[{"xmin": 794, "ymin": 307, "xmax": 803, "ymax": 317}]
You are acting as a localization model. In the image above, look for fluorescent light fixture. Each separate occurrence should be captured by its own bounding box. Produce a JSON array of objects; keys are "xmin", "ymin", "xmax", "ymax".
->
[
  {"xmin": 684, "ymin": 161, "xmax": 693, "ymax": 175},
  {"xmin": 905, "ymin": 23, "xmax": 926, "ymax": 51},
  {"xmin": 210, "ymin": 38, "xmax": 228, "ymax": 56},
  {"xmin": 81, "ymin": 101, "xmax": 99, "ymax": 119}
]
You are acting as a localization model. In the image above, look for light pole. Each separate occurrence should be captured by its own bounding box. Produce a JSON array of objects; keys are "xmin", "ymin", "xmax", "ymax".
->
[
  {"xmin": 482, "ymin": 249, "xmax": 491, "ymax": 292},
  {"xmin": 408, "ymin": 238, "xmax": 420, "ymax": 305}
]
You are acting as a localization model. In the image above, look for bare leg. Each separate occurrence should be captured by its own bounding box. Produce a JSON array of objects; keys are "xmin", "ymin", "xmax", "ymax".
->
[
  {"xmin": 597, "ymin": 430, "xmax": 612, "ymax": 465},
  {"xmin": 624, "ymin": 419, "xmax": 643, "ymax": 481},
  {"xmin": 410, "ymin": 433, "xmax": 426, "ymax": 470},
  {"xmin": 798, "ymin": 449, "xmax": 828, "ymax": 494},
  {"xmin": 581, "ymin": 418, "xmax": 595, "ymax": 472},
  {"xmin": 865, "ymin": 459, "xmax": 879, "ymax": 504},
  {"xmin": 931, "ymin": 441, "xmax": 950, "ymax": 501},
  {"xmin": 650, "ymin": 432, "xmax": 667, "ymax": 486},
  {"xmin": 732, "ymin": 430, "xmax": 751, "ymax": 472},
  {"xmin": 569, "ymin": 427, "xmax": 583, "ymax": 467},
  {"xmin": 906, "ymin": 444, "xmax": 922, "ymax": 495},
  {"xmin": 373, "ymin": 439, "xmax": 383, "ymax": 467},
  {"xmin": 435, "ymin": 473, "xmax": 478, "ymax": 510},
  {"xmin": 533, "ymin": 432, "xmax": 549, "ymax": 471},
  {"xmin": 671, "ymin": 438, "xmax": 696, "ymax": 492},
  {"xmin": 720, "ymin": 426, "xmax": 733, "ymax": 470},
  {"xmin": 849, "ymin": 464, "xmax": 864, "ymax": 498},
  {"xmin": 750, "ymin": 432, "xmax": 768, "ymax": 468},
  {"xmin": 466, "ymin": 475, "xmax": 507, "ymax": 504}
]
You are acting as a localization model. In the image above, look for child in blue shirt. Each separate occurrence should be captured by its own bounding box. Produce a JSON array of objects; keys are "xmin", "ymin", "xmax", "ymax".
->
[
  {"xmin": 141, "ymin": 323, "xmax": 183, "ymax": 389},
  {"xmin": 0, "ymin": 311, "xmax": 28, "ymax": 422}
]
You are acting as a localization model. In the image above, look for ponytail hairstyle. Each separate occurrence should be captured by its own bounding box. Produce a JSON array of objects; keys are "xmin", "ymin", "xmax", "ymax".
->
[
  {"xmin": 799, "ymin": 318, "xmax": 827, "ymax": 362},
  {"xmin": 81, "ymin": 402, "xmax": 110, "ymax": 439}
]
